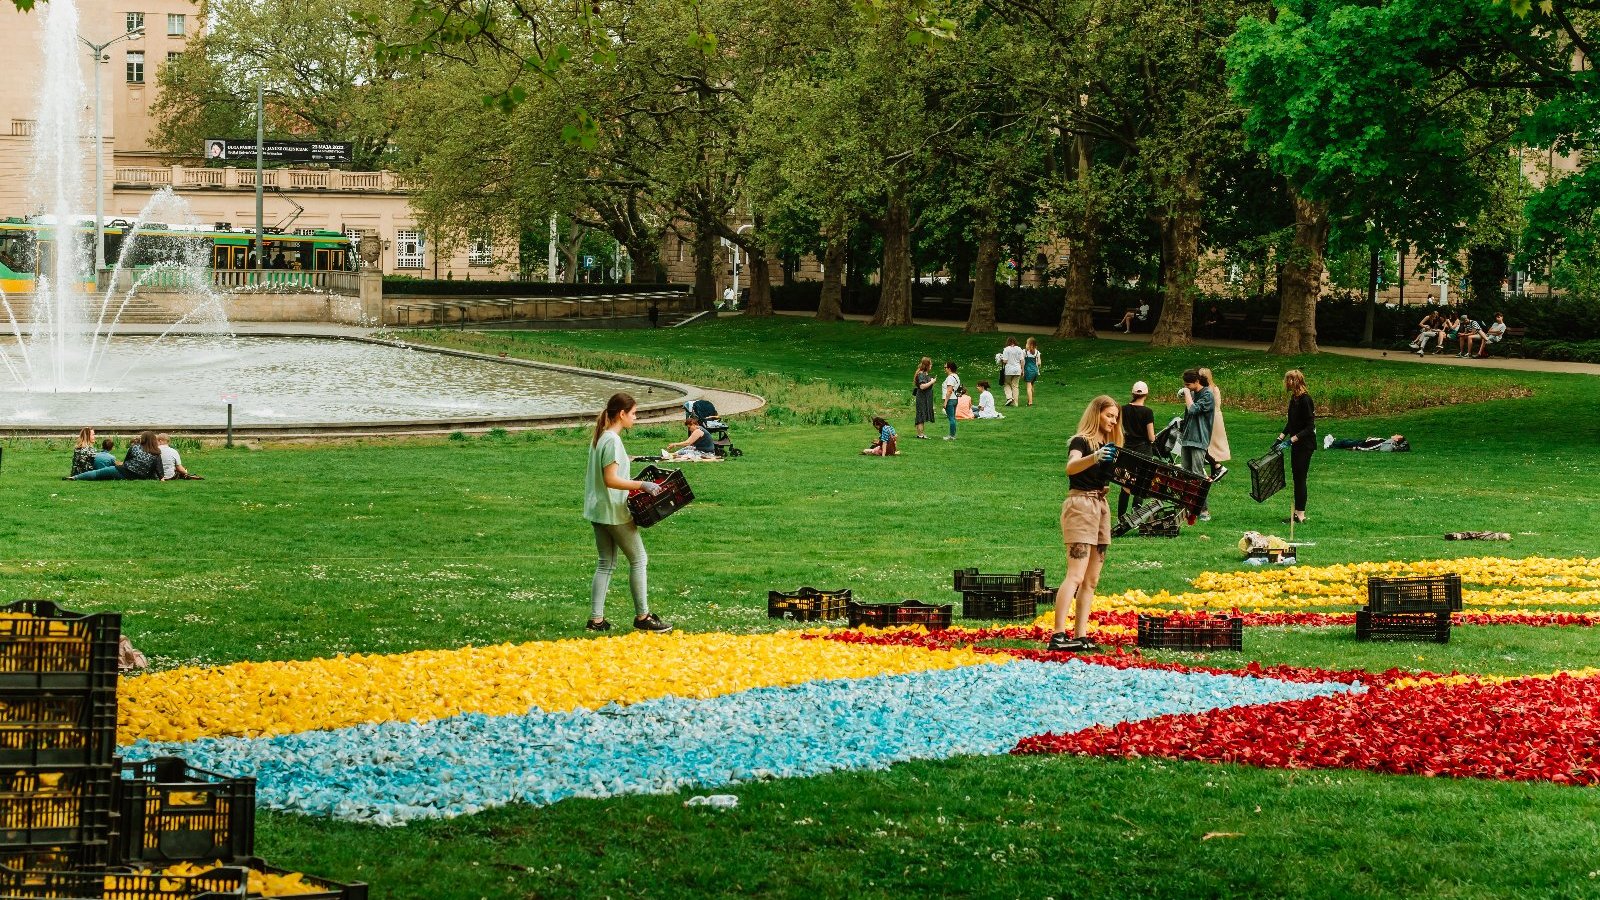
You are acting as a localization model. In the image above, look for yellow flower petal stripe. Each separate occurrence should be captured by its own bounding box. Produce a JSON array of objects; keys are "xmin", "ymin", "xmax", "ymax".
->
[
  {"xmin": 1388, "ymin": 668, "xmax": 1600, "ymax": 691},
  {"xmin": 118, "ymin": 631, "xmax": 1006, "ymax": 745},
  {"xmin": 1032, "ymin": 557, "xmax": 1600, "ymax": 619}
]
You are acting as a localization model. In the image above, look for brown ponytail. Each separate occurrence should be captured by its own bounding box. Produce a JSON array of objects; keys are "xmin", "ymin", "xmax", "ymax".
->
[{"xmin": 592, "ymin": 393, "xmax": 637, "ymax": 445}]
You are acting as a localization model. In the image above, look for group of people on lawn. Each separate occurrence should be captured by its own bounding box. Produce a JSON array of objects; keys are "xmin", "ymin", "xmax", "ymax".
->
[
  {"xmin": 866, "ymin": 337, "xmax": 1044, "ymax": 455},
  {"xmin": 65, "ymin": 428, "xmax": 202, "ymax": 481},
  {"xmin": 1410, "ymin": 310, "xmax": 1509, "ymax": 358}
]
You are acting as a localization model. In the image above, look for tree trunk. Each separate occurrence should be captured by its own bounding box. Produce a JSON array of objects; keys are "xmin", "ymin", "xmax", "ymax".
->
[
  {"xmin": 692, "ymin": 228, "xmax": 716, "ymax": 310},
  {"xmin": 625, "ymin": 239, "xmax": 666, "ymax": 284},
  {"xmin": 870, "ymin": 193, "xmax": 914, "ymax": 326},
  {"xmin": 1151, "ymin": 182, "xmax": 1202, "ymax": 348},
  {"xmin": 1361, "ymin": 243, "xmax": 1379, "ymax": 347},
  {"xmin": 1269, "ymin": 191, "xmax": 1329, "ymax": 355},
  {"xmin": 744, "ymin": 248, "xmax": 775, "ymax": 317},
  {"xmin": 817, "ymin": 231, "xmax": 847, "ymax": 321},
  {"xmin": 1055, "ymin": 132, "xmax": 1099, "ymax": 339},
  {"xmin": 966, "ymin": 226, "xmax": 1000, "ymax": 333},
  {"xmin": 951, "ymin": 234, "xmax": 974, "ymax": 299}
]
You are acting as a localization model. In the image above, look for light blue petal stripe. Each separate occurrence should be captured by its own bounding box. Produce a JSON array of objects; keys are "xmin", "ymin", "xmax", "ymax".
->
[{"xmin": 122, "ymin": 660, "xmax": 1356, "ymax": 825}]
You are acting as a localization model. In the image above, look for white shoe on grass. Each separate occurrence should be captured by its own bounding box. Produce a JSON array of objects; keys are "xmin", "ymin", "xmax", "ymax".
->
[{"xmin": 1323, "ymin": 434, "xmax": 1334, "ymax": 450}]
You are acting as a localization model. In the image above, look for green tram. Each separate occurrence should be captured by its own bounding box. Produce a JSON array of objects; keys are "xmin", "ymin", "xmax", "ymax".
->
[{"xmin": 0, "ymin": 218, "xmax": 355, "ymax": 293}]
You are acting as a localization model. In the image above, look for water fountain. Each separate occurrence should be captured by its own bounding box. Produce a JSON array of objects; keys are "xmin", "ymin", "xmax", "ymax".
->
[{"xmin": 0, "ymin": 0, "xmax": 687, "ymax": 432}]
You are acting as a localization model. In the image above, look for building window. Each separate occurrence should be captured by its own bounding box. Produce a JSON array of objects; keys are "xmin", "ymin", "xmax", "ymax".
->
[
  {"xmin": 126, "ymin": 51, "xmax": 144, "ymax": 84},
  {"xmin": 468, "ymin": 233, "xmax": 493, "ymax": 266},
  {"xmin": 126, "ymin": 12, "xmax": 143, "ymax": 33},
  {"xmin": 1431, "ymin": 264, "xmax": 1447, "ymax": 286},
  {"xmin": 166, "ymin": 51, "xmax": 180, "ymax": 65},
  {"xmin": 395, "ymin": 230, "xmax": 424, "ymax": 269},
  {"xmin": 166, "ymin": 13, "xmax": 184, "ymax": 35}
]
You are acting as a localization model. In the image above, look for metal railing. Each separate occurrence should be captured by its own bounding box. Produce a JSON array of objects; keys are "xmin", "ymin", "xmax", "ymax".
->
[{"xmin": 114, "ymin": 166, "xmax": 413, "ymax": 193}]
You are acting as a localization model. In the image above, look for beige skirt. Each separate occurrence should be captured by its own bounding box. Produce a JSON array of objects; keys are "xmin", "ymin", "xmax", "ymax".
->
[{"xmin": 1061, "ymin": 490, "xmax": 1111, "ymax": 546}]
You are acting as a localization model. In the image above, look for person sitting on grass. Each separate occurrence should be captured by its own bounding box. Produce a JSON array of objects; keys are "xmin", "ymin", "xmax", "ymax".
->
[
  {"xmin": 663, "ymin": 415, "xmax": 717, "ymax": 460},
  {"xmin": 975, "ymin": 381, "xmax": 1005, "ymax": 419},
  {"xmin": 68, "ymin": 427, "xmax": 101, "ymax": 477},
  {"xmin": 71, "ymin": 431, "xmax": 162, "ymax": 481},
  {"xmin": 1322, "ymin": 433, "xmax": 1411, "ymax": 452},
  {"xmin": 954, "ymin": 387, "xmax": 976, "ymax": 420},
  {"xmin": 861, "ymin": 417, "xmax": 899, "ymax": 456},
  {"xmin": 156, "ymin": 433, "xmax": 204, "ymax": 480}
]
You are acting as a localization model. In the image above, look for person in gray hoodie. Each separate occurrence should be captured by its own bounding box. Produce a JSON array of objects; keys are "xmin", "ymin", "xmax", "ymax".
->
[{"xmin": 1178, "ymin": 369, "xmax": 1214, "ymax": 520}]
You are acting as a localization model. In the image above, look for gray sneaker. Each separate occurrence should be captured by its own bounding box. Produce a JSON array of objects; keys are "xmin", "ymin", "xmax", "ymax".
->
[{"xmin": 633, "ymin": 614, "xmax": 673, "ymax": 634}]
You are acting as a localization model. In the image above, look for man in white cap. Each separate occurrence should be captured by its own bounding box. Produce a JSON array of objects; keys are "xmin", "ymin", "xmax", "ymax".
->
[{"xmin": 1117, "ymin": 381, "xmax": 1156, "ymax": 520}]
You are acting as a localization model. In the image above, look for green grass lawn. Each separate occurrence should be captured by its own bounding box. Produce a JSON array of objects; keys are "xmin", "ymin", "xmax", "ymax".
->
[{"xmin": 3, "ymin": 316, "xmax": 1599, "ymax": 898}]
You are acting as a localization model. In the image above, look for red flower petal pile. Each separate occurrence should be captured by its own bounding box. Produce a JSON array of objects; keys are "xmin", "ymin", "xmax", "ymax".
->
[{"xmin": 1015, "ymin": 673, "xmax": 1600, "ymax": 786}]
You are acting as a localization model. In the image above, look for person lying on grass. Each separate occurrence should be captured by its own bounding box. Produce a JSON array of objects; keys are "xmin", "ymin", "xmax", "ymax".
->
[
  {"xmin": 1323, "ymin": 434, "xmax": 1410, "ymax": 452},
  {"xmin": 861, "ymin": 417, "xmax": 899, "ymax": 456}
]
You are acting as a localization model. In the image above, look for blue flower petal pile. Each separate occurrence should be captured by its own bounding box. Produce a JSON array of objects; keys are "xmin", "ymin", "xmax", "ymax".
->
[{"xmin": 124, "ymin": 659, "xmax": 1356, "ymax": 825}]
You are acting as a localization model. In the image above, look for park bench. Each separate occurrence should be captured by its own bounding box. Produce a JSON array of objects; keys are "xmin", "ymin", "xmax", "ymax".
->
[
  {"xmin": 1482, "ymin": 325, "xmax": 1528, "ymax": 358},
  {"xmin": 1221, "ymin": 312, "xmax": 1248, "ymax": 339},
  {"xmin": 1247, "ymin": 315, "xmax": 1280, "ymax": 342}
]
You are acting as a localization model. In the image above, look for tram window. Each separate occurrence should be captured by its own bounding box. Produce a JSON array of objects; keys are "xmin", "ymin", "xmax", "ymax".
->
[
  {"xmin": 232, "ymin": 246, "xmax": 247, "ymax": 270},
  {"xmin": 0, "ymin": 232, "xmax": 35, "ymax": 274}
]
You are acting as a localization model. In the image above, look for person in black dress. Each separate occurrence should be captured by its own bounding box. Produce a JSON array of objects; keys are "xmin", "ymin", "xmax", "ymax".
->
[
  {"xmin": 1117, "ymin": 381, "xmax": 1155, "ymax": 518},
  {"xmin": 912, "ymin": 357, "xmax": 937, "ymax": 439},
  {"xmin": 1277, "ymin": 369, "xmax": 1316, "ymax": 523}
]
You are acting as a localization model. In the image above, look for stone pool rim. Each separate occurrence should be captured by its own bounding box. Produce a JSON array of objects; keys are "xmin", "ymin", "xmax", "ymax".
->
[{"xmin": 0, "ymin": 332, "xmax": 701, "ymax": 436}]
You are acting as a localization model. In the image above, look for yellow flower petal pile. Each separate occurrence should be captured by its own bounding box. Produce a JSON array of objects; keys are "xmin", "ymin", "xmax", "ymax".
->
[
  {"xmin": 118, "ymin": 630, "xmax": 1005, "ymax": 744},
  {"xmin": 1030, "ymin": 557, "xmax": 1600, "ymax": 627},
  {"xmin": 1388, "ymin": 668, "xmax": 1600, "ymax": 691}
]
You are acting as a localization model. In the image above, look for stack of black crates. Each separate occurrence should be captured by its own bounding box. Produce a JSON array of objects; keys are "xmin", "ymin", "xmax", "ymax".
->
[
  {"xmin": 1357, "ymin": 575, "xmax": 1461, "ymax": 643},
  {"xmin": 953, "ymin": 569, "xmax": 1049, "ymax": 621},
  {"xmin": 0, "ymin": 600, "xmax": 121, "ymax": 898},
  {"xmin": 0, "ymin": 600, "xmax": 367, "ymax": 900}
]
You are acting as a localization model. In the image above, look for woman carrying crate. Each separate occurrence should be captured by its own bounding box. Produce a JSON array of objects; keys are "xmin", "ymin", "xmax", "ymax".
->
[
  {"xmin": 584, "ymin": 393, "xmax": 673, "ymax": 634},
  {"xmin": 1049, "ymin": 395, "xmax": 1120, "ymax": 654},
  {"xmin": 1276, "ymin": 370, "xmax": 1316, "ymax": 524}
]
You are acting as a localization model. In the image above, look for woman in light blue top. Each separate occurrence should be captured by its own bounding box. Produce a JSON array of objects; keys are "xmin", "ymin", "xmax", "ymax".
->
[{"xmin": 585, "ymin": 393, "xmax": 673, "ymax": 634}]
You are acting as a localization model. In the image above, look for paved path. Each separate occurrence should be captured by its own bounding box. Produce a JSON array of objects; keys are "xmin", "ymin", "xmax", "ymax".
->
[{"xmin": 771, "ymin": 310, "xmax": 1600, "ymax": 377}]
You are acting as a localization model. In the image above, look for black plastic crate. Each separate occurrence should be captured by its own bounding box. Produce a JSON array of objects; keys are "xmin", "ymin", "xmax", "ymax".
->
[
  {"xmin": 1366, "ymin": 575, "xmax": 1462, "ymax": 613},
  {"xmin": 0, "ymin": 691, "xmax": 118, "ymax": 768},
  {"xmin": 960, "ymin": 591, "xmax": 1037, "ymax": 621},
  {"xmin": 767, "ymin": 588, "xmax": 850, "ymax": 622},
  {"xmin": 1106, "ymin": 450, "xmax": 1210, "ymax": 516},
  {"xmin": 1136, "ymin": 614, "xmax": 1244, "ymax": 651},
  {"xmin": 0, "ymin": 765, "xmax": 116, "ymax": 850},
  {"xmin": 1355, "ymin": 610, "xmax": 1451, "ymax": 643},
  {"xmin": 116, "ymin": 758, "xmax": 255, "ymax": 866},
  {"xmin": 0, "ymin": 845, "xmax": 115, "ymax": 900},
  {"xmin": 239, "ymin": 858, "xmax": 368, "ymax": 900},
  {"xmin": 952, "ymin": 569, "xmax": 1046, "ymax": 594},
  {"xmin": 627, "ymin": 466, "xmax": 694, "ymax": 528},
  {"xmin": 845, "ymin": 601, "xmax": 953, "ymax": 631},
  {"xmin": 101, "ymin": 865, "xmax": 250, "ymax": 900},
  {"xmin": 1248, "ymin": 449, "xmax": 1286, "ymax": 504},
  {"xmin": 0, "ymin": 603, "xmax": 121, "ymax": 691}
]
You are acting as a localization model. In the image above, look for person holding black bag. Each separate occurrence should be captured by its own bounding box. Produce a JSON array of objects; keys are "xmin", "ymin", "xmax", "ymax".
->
[{"xmin": 1276, "ymin": 369, "xmax": 1316, "ymax": 524}]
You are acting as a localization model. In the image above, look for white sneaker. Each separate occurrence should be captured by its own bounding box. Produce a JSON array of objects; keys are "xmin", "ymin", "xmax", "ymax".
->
[
  {"xmin": 943, "ymin": 436, "xmax": 954, "ymax": 441},
  {"xmin": 1323, "ymin": 434, "xmax": 1334, "ymax": 450}
]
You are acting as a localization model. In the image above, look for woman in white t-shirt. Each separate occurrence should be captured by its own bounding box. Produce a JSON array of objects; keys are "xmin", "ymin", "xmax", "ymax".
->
[
  {"xmin": 941, "ymin": 361, "xmax": 962, "ymax": 440},
  {"xmin": 584, "ymin": 393, "xmax": 672, "ymax": 634},
  {"xmin": 975, "ymin": 381, "xmax": 1004, "ymax": 419}
]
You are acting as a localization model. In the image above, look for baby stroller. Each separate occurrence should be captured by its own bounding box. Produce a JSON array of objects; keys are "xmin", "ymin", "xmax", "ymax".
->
[{"xmin": 684, "ymin": 399, "xmax": 742, "ymax": 458}]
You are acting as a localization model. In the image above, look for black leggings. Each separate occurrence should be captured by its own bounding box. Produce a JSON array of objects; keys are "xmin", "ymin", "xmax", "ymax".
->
[{"xmin": 1291, "ymin": 443, "xmax": 1314, "ymax": 512}]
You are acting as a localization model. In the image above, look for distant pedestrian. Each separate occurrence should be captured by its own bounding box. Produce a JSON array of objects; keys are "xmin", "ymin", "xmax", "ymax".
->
[
  {"xmin": 648, "ymin": 302, "xmax": 660, "ymax": 328},
  {"xmin": 1048, "ymin": 395, "xmax": 1120, "ymax": 654},
  {"xmin": 1117, "ymin": 382, "xmax": 1155, "ymax": 519},
  {"xmin": 941, "ymin": 361, "xmax": 961, "ymax": 440},
  {"xmin": 1198, "ymin": 367, "xmax": 1230, "ymax": 482},
  {"xmin": 1178, "ymin": 369, "xmax": 1214, "ymax": 521},
  {"xmin": 997, "ymin": 338, "xmax": 1025, "ymax": 407},
  {"xmin": 1276, "ymin": 370, "xmax": 1316, "ymax": 524},
  {"xmin": 913, "ymin": 357, "xmax": 937, "ymax": 439},
  {"xmin": 1022, "ymin": 338, "xmax": 1041, "ymax": 406}
]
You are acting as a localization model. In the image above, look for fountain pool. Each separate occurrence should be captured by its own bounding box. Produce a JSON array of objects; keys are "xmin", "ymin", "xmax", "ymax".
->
[{"xmin": 0, "ymin": 334, "xmax": 688, "ymax": 432}]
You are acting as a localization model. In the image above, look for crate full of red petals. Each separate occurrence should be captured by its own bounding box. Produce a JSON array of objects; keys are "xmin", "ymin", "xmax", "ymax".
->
[
  {"xmin": 1136, "ymin": 613, "xmax": 1243, "ymax": 651},
  {"xmin": 627, "ymin": 466, "xmax": 694, "ymax": 528}
]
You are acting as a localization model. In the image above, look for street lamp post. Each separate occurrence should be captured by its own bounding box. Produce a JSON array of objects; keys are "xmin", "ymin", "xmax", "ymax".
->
[{"xmin": 79, "ymin": 25, "xmax": 143, "ymax": 280}]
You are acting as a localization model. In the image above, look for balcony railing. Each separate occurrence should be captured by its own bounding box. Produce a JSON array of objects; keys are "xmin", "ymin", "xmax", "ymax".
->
[
  {"xmin": 114, "ymin": 165, "xmax": 413, "ymax": 193},
  {"xmin": 106, "ymin": 267, "xmax": 361, "ymax": 294}
]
